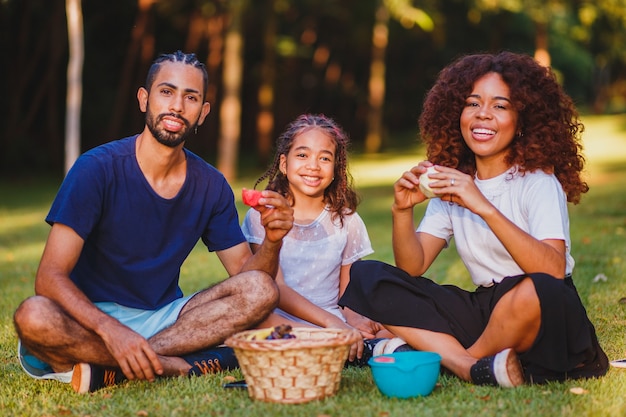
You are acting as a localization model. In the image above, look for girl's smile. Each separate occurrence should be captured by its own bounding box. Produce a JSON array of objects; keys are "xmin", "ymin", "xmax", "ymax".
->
[{"xmin": 280, "ymin": 129, "xmax": 336, "ymax": 205}]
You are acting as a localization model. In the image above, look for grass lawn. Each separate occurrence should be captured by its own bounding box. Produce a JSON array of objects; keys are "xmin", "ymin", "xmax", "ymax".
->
[{"xmin": 1, "ymin": 114, "xmax": 625, "ymax": 416}]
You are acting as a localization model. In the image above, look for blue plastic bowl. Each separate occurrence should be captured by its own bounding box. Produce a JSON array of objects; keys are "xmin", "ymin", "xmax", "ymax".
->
[{"xmin": 368, "ymin": 351, "xmax": 441, "ymax": 398}]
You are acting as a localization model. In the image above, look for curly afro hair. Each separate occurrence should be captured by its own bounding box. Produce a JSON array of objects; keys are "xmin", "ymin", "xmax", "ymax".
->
[{"xmin": 418, "ymin": 51, "xmax": 588, "ymax": 204}]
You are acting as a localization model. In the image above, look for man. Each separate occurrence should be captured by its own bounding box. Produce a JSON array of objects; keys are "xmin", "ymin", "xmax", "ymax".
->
[{"xmin": 13, "ymin": 51, "xmax": 294, "ymax": 393}]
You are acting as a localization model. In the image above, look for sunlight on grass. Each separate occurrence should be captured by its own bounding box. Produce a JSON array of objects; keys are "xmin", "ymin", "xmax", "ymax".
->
[
  {"xmin": 0, "ymin": 211, "xmax": 43, "ymax": 233},
  {"xmin": 351, "ymin": 149, "xmax": 426, "ymax": 187},
  {"xmin": 582, "ymin": 115, "xmax": 626, "ymax": 165},
  {"xmin": 1, "ymin": 242, "xmax": 46, "ymax": 264},
  {"xmin": 0, "ymin": 209, "xmax": 50, "ymax": 266}
]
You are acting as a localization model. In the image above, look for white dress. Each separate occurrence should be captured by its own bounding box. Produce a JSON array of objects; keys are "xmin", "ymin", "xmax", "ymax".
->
[{"xmin": 242, "ymin": 207, "xmax": 374, "ymax": 323}]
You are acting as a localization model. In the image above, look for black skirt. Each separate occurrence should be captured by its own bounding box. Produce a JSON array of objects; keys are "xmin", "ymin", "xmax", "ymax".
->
[{"xmin": 339, "ymin": 260, "xmax": 608, "ymax": 383}]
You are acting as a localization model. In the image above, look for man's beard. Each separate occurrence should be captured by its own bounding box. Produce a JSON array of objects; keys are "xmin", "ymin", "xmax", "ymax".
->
[{"xmin": 145, "ymin": 107, "xmax": 198, "ymax": 148}]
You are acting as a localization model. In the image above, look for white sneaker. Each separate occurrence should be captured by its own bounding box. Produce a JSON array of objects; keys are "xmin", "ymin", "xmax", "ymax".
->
[
  {"xmin": 17, "ymin": 340, "xmax": 72, "ymax": 383},
  {"xmin": 372, "ymin": 337, "xmax": 414, "ymax": 356}
]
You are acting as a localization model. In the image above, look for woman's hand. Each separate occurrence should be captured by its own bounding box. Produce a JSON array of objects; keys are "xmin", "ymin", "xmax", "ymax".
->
[
  {"xmin": 392, "ymin": 162, "xmax": 433, "ymax": 211},
  {"xmin": 392, "ymin": 161, "xmax": 488, "ymax": 211},
  {"xmin": 399, "ymin": 162, "xmax": 490, "ymax": 215},
  {"xmin": 423, "ymin": 165, "xmax": 494, "ymax": 217}
]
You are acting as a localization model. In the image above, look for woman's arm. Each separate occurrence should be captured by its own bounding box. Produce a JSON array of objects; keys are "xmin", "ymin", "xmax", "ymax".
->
[
  {"xmin": 479, "ymin": 207, "xmax": 566, "ymax": 277},
  {"xmin": 391, "ymin": 165, "xmax": 447, "ymax": 275},
  {"xmin": 434, "ymin": 166, "xmax": 567, "ymax": 278}
]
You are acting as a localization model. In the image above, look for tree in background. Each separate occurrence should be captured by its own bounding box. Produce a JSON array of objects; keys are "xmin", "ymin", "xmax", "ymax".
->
[
  {"xmin": 2, "ymin": 0, "xmax": 626, "ymax": 177},
  {"xmin": 363, "ymin": 1, "xmax": 389, "ymax": 155},
  {"xmin": 1, "ymin": 0, "xmax": 67, "ymax": 174},
  {"xmin": 470, "ymin": 0, "xmax": 554, "ymax": 66},
  {"xmin": 217, "ymin": 0, "xmax": 246, "ymax": 181},
  {"xmin": 254, "ymin": 0, "xmax": 278, "ymax": 167},
  {"xmin": 64, "ymin": 0, "xmax": 83, "ymax": 174},
  {"xmin": 364, "ymin": 0, "xmax": 435, "ymax": 154},
  {"xmin": 106, "ymin": 0, "xmax": 157, "ymax": 141}
]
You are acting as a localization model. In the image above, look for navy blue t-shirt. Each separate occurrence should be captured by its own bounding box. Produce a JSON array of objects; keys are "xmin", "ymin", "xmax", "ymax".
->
[{"xmin": 46, "ymin": 135, "xmax": 246, "ymax": 310}]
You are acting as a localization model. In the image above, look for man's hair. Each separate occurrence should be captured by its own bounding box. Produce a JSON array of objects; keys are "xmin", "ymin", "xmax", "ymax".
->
[{"xmin": 145, "ymin": 50, "xmax": 208, "ymax": 98}]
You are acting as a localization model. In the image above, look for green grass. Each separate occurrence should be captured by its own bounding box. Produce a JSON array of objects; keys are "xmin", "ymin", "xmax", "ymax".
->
[{"xmin": 1, "ymin": 114, "xmax": 626, "ymax": 416}]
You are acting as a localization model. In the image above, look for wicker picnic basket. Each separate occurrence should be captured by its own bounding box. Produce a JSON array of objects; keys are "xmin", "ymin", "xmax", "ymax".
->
[{"xmin": 225, "ymin": 327, "xmax": 361, "ymax": 404}]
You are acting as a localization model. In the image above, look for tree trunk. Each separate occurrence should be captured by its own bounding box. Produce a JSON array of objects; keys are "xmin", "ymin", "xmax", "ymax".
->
[
  {"xmin": 364, "ymin": 1, "xmax": 389, "ymax": 154},
  {"xmin": 65, "ymin": 0, "xmax": 84, "ymax": 174},
  {"xmin": 45, "ymin": 9, "xmax": 67, "ymax": 170},
  {"xmin": 256, "ymin": 0, "xmax": 277, "ymax": 167},
  {"xmin": 205, "ymin": 14, "xmax": 225, "ymax": 107},
  {"xmin": 4, "ymin": 1, "xmax": 65, "ymax": 172},
  {"xmin": 533, "ymin": 20, "xmax": 550, "ymax": 68},
  {"xmin": 107, "ymin": 0, "xmax": 156, "ymax": 141},
  {"xmin": 217, "ymin": 0, "xmax": 246, "ymax": 181}
]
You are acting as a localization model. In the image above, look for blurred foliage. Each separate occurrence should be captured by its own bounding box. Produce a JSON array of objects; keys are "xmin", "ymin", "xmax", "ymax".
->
[{"xmin": 1, "ymin": 0, "xmax": 625, "ymax": 176}]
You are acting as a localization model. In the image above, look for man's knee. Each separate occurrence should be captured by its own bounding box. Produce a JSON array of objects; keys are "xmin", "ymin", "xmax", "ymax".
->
[
  {"xmin": 238, "ymin": 270, "xmax": 279, "ymax": 311},
  {"xmin": 14, "ymin": 296, "xmax": 56, "ymax": 337}
]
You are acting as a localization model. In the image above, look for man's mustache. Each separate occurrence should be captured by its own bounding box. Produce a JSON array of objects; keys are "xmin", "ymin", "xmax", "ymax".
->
[{"xmin": 157, "ymin": 113, "xmax": 191, "ymax": 128}]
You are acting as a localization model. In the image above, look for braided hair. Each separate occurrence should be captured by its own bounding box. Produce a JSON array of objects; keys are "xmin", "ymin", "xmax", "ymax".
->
[{"xmin": 145, "ymin": 50, "xmax": 208, "ymax": 98}]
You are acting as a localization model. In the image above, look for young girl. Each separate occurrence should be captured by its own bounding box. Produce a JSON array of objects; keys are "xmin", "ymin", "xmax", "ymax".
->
[
  {"xmin": 241, "ymin": 114, "xmax": 397, "ymax": 361},
  {"xmin": 339, "ymin": 52, "xmax": 608, "ymax": 385},
  {"xmin": 242, "ymin": 113, "xmax": 372, "ymax": 328}
]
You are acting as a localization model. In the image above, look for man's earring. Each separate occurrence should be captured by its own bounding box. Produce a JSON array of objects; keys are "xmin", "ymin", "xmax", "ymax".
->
[{"xmin": 195, "ymin": 126, "xmax": 198, "ymax": 134}]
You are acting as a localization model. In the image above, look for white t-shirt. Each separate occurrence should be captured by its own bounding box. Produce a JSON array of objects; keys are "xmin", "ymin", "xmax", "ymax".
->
[
  {"xmin": 417, "ymin": 168, "xmax": 574, "ymax": 287},
  {"xmin": 242, "ymin": 207, "xmax": 374, "ymax": 322}
]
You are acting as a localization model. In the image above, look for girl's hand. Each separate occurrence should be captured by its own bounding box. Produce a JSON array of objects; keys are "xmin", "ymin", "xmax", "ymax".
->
[
  {"xmin": 322, "ymin": 318, "xmax": 363, "ymax": 363},
  {"xmin": 341, "ymin": 323, "xmax": 364, "ymax": 363},
  {"xmin": 343, "ymin": 308, "xmax": 383, "ymax": 339}
]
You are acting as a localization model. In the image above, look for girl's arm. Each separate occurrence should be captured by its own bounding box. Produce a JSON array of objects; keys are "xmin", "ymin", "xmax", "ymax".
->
[
  {"xmin": 249, "ymin": 243, "xmax": 348, "ymax": 329},
  {"xmin": 275, "ymin": 280, "xmax": 348, "ymax": 328}
]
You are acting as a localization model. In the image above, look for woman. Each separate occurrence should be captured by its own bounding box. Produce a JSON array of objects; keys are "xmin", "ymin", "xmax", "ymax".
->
[{"xmin": 339, "ymin": 51, "xmax": 608, "ymax": 386}]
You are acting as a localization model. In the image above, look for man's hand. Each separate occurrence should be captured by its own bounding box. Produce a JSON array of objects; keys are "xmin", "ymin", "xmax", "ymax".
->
[
  {"xmin": 98, "ymin": 319, "xmax": 163, "ymax": 382},
  {"xmin": 254, "ymin": 190, "xmax": 294, "ymax": 244},
  {"xmin": 239, "ymin": 190, "xmax": 293, "ymax": 278}
]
